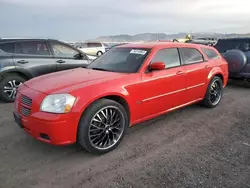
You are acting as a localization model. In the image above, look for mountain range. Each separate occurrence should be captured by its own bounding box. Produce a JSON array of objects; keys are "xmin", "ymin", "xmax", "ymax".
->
[{"xmin": 86, "ymin": 32, "xmax": 250, "ymax": 42}]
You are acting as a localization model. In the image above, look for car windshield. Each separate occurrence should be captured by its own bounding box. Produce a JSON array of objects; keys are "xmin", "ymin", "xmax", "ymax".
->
[{"xmin": 87, "ymin": 47, "xmax": 151, "ymax": 73}]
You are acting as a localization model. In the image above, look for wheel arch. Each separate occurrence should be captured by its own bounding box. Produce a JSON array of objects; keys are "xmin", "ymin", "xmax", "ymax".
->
[
  {"xmin": 78, "ymin": 93, "xmax": 131, "ymax": 125},
  {"xmin": 207, "ymin": 67, "xmax": 224, "ymax": 85},
  {"xmin": 0, "ymin": 69, "xmax": 32, "ymax": 81}
]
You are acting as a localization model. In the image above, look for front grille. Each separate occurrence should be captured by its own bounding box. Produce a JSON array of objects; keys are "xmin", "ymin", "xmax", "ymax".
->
[
  {"xmin": 21, "ymin": 95, "xmax": 32, "ymax": 107},
  {"xmin": 20, "ymin": 95, "xmax": 32, "ymax": 117},
  {"xmin": 20, "ymin": 106, "xmax": 31, "ymax": 117}
]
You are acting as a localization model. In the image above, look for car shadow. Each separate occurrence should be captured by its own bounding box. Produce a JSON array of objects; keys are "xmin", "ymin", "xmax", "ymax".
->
[
  {"xmin": 227, "ymin": 79, "xmax": 250, "ymax": 89},
  {"xmin": 20, "ymin": 103, "xmax": 202, "ymax": 158}
]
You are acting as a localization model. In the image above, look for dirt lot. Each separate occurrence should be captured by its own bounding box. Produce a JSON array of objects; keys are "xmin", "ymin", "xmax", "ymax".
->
[{"xmin": 0, "ymin": 80, "xmax": 250, "ymax": 188}]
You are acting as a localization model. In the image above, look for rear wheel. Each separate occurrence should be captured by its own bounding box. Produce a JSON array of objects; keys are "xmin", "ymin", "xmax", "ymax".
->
[
  {"xmin": 97, "ymin": 51, "xmax": 103, "ymax": 56},
  {"xmin": 77, "ymin": 99, "xmax": 128, "ymax": 154},
  {"xmin": 202, "ymin": 76, "xmax": 223, "ymax": 108},
  {"xmin": 0, "ymin": 74, "xmax": 26, "ymax": 103}
]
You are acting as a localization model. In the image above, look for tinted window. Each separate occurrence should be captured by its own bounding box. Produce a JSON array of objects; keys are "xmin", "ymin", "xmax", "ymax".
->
[
  {"xmin": 0, "ymin": 43, "xmax": 15, "ymax": 53},
  {"xmin": 151, "ymin": 48, "xmax": 180, "ymax": 68},
  {"xmin": 236, "ymin": 40, "xmax": 250, "ymax": 52},
  {"xmin": 201, "ymin": 48, "xmax": 220, "ymax": 59},
  {"xmin": 215, "ymin": 39, "xmax": 244, "ymax": 53},
  {"xmin": 15, "ymin": 41, "xmax": 50, "ymax": 56},
  {"xmin": 51, "ymin": 42, "xmax": 79, "ymax": 58},
  {"xmin": 88, "ymin": 48, "xmax": 150, "ymax": 73},
  {"xmin": 180, "ymin": 48, "xmax": 204, "ymax": 64},
  {"xmin": 88, "ymin": 43, "xmax": 102, "ymax": 48}
]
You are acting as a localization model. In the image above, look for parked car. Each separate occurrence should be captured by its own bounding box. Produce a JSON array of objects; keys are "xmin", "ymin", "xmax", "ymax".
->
[
  {"xmin": 186, "ymin": 37, "xmax": 218, "ymax": 46},
  {"xmin": 77, "ymin": 42, "xmax": 106, "ymax": 56},
  {"xmin": 13, "ymin": 42, "xmax": 228, "ymax": 154},
  {"xmin": 213, "ymin": 37, "xmax": 250, "ymax": 81},
  {"xmin": 0, "ymin": 38, "xmax": 97, "ymax": 102}
]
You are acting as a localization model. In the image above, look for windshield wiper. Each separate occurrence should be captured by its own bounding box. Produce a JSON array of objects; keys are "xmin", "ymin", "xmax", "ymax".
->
[{"xmin": 90, "ymin": 68, "xmax": 113, "ymax": 72}]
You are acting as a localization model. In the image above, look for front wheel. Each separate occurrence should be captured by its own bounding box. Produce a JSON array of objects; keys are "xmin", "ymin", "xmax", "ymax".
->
[
  {"xmin": 0, "ymin": 74, "xmax": 26, "ymax": 103},
  {"xmin": 77, "ymin": 99, "xmax": 129, "ymax": 154},
  {"xmin": 202, "ymin": 76, "xmax": 223, "ymax": 108}
]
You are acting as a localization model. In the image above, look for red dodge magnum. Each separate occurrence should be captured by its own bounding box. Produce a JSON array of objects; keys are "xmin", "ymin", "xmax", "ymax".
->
[{"xmin": 13, "ymin": 42, "xmax": 228, "ymax": 154}]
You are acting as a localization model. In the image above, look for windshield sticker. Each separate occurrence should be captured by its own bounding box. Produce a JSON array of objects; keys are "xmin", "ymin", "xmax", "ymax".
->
[{"xmin": 130, "ymin": 49, "xmax": 147, "ymax": 55}]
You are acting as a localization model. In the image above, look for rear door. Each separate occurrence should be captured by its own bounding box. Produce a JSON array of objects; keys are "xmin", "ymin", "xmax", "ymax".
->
[
  {"xmin": 0, "ymin": 42, "xmax": 15, "ymax": 70},
  {"xmin": 179, "ymin": 47, "xmax": 211, "ymax": 102},
  {"xmin": 13, "ymin": 40, "xmax": 56, "ymax": 77},
  {"xmin": 49, "ymin": 41, "xmax": 89, "ymax": 71}
]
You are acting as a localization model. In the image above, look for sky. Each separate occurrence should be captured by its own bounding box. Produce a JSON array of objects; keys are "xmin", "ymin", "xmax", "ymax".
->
[{"xmin": 0, "ymin": 0, "xmax": 249, "ymax": 41}]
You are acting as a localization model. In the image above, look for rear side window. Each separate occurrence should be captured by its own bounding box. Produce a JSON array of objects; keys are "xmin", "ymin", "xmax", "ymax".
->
[
  {"xmin": 201, "ymin": 47, "xmax": 220, "ymax": 59},
  {"xmin": 87, "ymin": 43, "xmax": 102, "ymax": 48},
  {"xmin": 151, "ymin": 48, "xmax": 181, "ymax": 68},
  {"xmin": 0, "ymin": 43, "xmax": 15, "ymax": 53},
  {"xmin": 180, "ymin": 48, "xmax": 204, "ymax": 65},
  {"xmin": 15, "ymin": 41, "xmax": 50, "ymax": 56}
]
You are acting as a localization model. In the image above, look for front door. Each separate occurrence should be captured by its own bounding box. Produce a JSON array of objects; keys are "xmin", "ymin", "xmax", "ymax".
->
[
  {"xmin": 139, "ymin": 48, "xmax": 187, "ymax": 119},
  {"xmin": 13, "ymin": 40, "xmax": 56, "ymax": 77},
  {"xmin": 179, "ymin": 47, "xmax": 211, "ymax": 102},
  {"xmin": 49, "ymin": 41, "xmax": 89, "ymax": 72}
]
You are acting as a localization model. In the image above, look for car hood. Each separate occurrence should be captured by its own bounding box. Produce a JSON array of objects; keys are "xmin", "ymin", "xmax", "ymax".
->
[{"xmin": 24, "ymin": 68, "xmax": 125, "ymax": 94}]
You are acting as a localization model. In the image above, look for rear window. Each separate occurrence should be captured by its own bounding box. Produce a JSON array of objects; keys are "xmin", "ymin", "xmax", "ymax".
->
[
  {"xmin": 201, "ymin": 47, "xmax": 220, "ymax": 59},
  {"xmin": 214, "ymin": 39, "xmax": 250, "ymax": 53},
  {"xmin": 0, "ymin": 42, "xmax": 15, "ymax": 53}
]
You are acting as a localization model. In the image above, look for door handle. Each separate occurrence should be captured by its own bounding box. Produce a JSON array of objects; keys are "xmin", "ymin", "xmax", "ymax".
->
[
  {"xmin": 205, "ymin": 65, "xmax": 209, "ymax": 68},
  {"xmin": 176, "ymin": 71, "xmax": 184, "ymax": 75},
  {"xmin": 17, "ymin": 60, "xmax": 29, "ymax": 64},
  {"xmin": 56, "ymin": 60, "xmax": 65, "ymax": 63}
]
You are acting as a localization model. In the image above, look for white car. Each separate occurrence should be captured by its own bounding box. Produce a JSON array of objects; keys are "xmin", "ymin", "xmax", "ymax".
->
[{"xmin": 78, "ymin": 42, "xmax": 106, "ymax": 56}]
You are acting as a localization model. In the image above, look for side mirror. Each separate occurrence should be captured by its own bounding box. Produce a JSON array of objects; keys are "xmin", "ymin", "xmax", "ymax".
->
[{"xmin": 149, "ymin": 62, "xmax": 165, "ymax": 71}]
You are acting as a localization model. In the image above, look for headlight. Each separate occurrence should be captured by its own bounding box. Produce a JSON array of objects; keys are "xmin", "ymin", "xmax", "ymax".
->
[{"xmin": 40, "ymin": 94, "xmax": 76, "ymax": 113}]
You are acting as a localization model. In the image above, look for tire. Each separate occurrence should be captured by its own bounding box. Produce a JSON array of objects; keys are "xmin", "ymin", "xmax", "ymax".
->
[
  {"xmin": 77, "ymin": 98, "xmax": 129, "ymax": 154},
  {"xmin": 223, "ymin": 49, "xmax": 247, "ymax": 73},
  {"xmin": 0, "ymin": 74, "xmax": 27, "ymax": 103},
  {"xmin": 202, "ymin": 76, "xmax": 223, "ymax": 108},
  {"xmin": 97, "ymin": 51, "xmax": 103, "ymax": 56}
]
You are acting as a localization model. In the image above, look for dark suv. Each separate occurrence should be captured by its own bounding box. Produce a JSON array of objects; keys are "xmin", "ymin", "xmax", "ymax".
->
[
  {"xmin": 0, "ymin": 38, "xmax": 96, "ymax": 102},
  {"xmin": 213, "ymin": 37, "xmax": 250, "ymax": 81}
]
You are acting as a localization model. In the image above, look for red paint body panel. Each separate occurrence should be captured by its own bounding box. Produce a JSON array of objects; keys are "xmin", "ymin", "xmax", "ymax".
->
[{"xmin": 13, "ymin": 42, "xmax": 228, "ymax": 145}]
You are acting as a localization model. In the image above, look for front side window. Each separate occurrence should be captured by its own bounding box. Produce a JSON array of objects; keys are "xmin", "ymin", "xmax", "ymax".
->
[
  {"xmin": 15, "ymin": 41, "xmax": 50, "ymax": 56},
  {"xmin": 151, "ymin": 48, "xmax": 181, "ymax": 68},
  {"xmin": 201, "ymin": 47, "xmax": 220, "ymax": 59},
  {"xmin": 180, "ymin": 48, "xmax": 204, "ymax": 65},
  {"xmin": 88, "ymin": 47, "xmax": 150, "ymax": 73},
  {"xmin": 51, "ymin": 42, "xmax": 79, "ymax": 58}
]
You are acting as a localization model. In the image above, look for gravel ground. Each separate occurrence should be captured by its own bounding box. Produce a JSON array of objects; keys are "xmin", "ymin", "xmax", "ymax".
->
[{"xmin": 0, "ymin": 80, "xmax": 250, "ymax": 188}]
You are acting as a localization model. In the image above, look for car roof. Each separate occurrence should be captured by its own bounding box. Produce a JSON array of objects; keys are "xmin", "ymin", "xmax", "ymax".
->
[
  {"xmin": 116, "ymin": 42, "xmax": 203, "ymax": 49},
  {"xmin": 218, "ymin": 37, "xmax": 250, "ymax": 40},
  {"xmin": 0, "ymin": 38, "xmax": 58, "ymax": 43}
]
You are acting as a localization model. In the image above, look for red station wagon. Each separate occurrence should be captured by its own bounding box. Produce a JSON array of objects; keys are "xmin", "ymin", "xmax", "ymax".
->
[{"xmin": 13, "ymin": 42, "xmax": 228, "ymax": 154}]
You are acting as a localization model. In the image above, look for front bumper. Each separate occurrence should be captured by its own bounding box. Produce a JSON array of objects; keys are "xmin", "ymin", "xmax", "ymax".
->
[{"xmin": 13, "ymin": 85, "xmax": 80, "ymax": 145}]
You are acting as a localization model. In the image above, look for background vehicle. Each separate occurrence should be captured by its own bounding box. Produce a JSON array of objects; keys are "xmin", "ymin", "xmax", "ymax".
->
[
  {"xmin": 0, "ymin": 38, "xmax": 96, "ymax": 102},
  {"xmin": 172, "ymin": 34, "xmax": 193, "ymax": 43},
  {"xmin": 213, "ymin": 37, "xmax": 250, "ymax": 81},
  {"xmin": 186, "ymin": 37, "xmax": 218, "ymax": 46},
  {"xmin": 77, "ymin": 42, "xmax": 106, "ymax": 56},
  {"xmin": 13, "ymin": 42, "xmax": 228, "ymax": 154}
]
